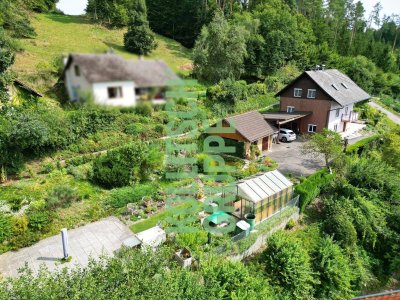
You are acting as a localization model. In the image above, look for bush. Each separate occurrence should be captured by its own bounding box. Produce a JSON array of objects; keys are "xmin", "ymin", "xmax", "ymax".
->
[
  {"xmin": 135, "ymin": 103, "xmax": 153, "ymax": 117},
  {"xmin": 296, "ymin": 169, "xmax": 335, "ymax": 212},
  {"xmin": 153, "ymin": 124, "xmax": 166, "ymax": 135},
  {"xmin": 323, "ymin": 213, "xmax": 357, "ymax": 248},
  {"xmin": 105, "ymin": 184, "xmax": 159, "ymax": 209},
  {"xmin": 27, "ymin": 210, "xmax": 51, "ymax": 231},
  {"xmin": 124, "ymin": 123, "xmax": 145, "ymax": 135},
  {"xmin": 247, "ymin": 82, "xmax": 267, "ymax": 95},
  {"xmin": 285, "ymin": 219, "xmax": 296, "ymax": 230},
  {"xmin": 0, "ymin": 213, "xmax": 12, "ymax": 243},
  {"xmin": 91, "ymin": 141, "xmax": 162, "ymax": 188},
  {"xmin": 46, "ymin": 185, "xmax": 80, "ymax": 209},
  {"xmin": 261, "ymin": 231, "xmax": 316, "ymax": 299},
  {"xmin": 69, "ymin": 108, "xmax": 119, "ymax": 138},
  {"xmin": 206, "ymin": 79, "xmax": 248, "ymax": 112},
  {"xmin": 312, "ymin": 236, "xmax": 354, "ymax": 299},
  {"xmin": 346, "ymin": 135, "xmax": 381, "ymax": 154}
]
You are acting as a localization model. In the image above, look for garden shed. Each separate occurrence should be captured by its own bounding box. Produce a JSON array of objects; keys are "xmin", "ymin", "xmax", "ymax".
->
[{"xmin": 233, "ymin": 170, "xmax": 295, "ymax": 223}]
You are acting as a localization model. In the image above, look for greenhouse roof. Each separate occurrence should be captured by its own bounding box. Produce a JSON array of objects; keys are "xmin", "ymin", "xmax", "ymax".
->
[{"xmin": 237, "ymin": 170, "xmax": 293, "ymax": 203}]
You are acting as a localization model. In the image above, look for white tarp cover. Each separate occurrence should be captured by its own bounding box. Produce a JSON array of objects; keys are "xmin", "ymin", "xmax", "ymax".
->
[
  {"xmin": 237, "ymin": 170, "xmax": 293, "ymax": 203},
  {"xmin": 136, "ymin": 225, "xmax": 166, "ymax": 248}
]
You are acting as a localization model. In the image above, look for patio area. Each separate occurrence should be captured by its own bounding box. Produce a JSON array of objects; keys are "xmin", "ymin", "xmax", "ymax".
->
[
  {"xmin": 0, "ymin": 217, "xmax": 136, "ymax": 278},
  {"xmin": 340, "ymin": 122, "xmax": 366, "ymax": 140}
]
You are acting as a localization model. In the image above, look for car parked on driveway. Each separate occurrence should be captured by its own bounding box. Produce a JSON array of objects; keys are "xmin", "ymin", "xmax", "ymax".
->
[{"xmin": 279, "ymin": 128, "xmax": 296, "ymax": 142}]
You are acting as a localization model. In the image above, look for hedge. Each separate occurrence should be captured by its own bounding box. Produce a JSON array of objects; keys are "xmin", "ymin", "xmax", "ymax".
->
[
  {"xmin": 346, "ymin": 135, "xmax": 381, "ymax": 155},
  {"xmin": 296, "ymin": 169, "xmax": 335, "ymax": 213},
  {"xmin": 221, "ymin": 137, "xmax": 245, "ymax": 158}
]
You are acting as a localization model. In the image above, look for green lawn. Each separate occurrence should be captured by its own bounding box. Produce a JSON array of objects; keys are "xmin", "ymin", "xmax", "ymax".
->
[
  {"xmin": 13, "ymin": 14, "xmax": 192, "ymax": 92},
  {"xmin": 130, "ymin": 200, "xmax": 203, "ymax": 233},
  {"xmin": 130, "ymin": 209, "xmax": 170, "ymax": 233}
]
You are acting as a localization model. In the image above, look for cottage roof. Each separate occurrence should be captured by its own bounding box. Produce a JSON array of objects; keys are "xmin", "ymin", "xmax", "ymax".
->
[
  {"xmin": 276, "ymin": 69, "xmax": 370, "ymax": 106},
  {"xmin": 225, "ymin": 110, "xmax": 278, "ymax": 143},
  {"xmin": 64, "ymin": 54, "xmax": 180, "ymax": 87},
  {"xmin": 237, "ymin": 170, "xmax": 293, "ymax": 203}
]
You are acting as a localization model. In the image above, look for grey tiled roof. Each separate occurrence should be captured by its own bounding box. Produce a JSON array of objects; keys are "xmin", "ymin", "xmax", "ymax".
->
[
  {"xmin": 225, "ymin": 110, "xmax": 277, "ymax": 143},
  {"xmin": 305, "ymin": 69, "xmax": 370, "ymax": 106},
  {"xmin": 64, "ymin": 54, "xmax": 180, "ymax": 87}
]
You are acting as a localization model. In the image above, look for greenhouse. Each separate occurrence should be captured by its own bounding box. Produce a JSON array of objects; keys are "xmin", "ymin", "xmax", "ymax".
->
[{"xmin": 233, "ymin": 170, "xmax": 295, "ymax": 223}]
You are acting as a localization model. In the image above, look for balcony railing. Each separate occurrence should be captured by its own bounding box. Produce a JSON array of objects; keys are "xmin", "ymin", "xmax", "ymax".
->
[{"xmin": 342, "ymin": 111, "xmax": 359, "ymax": 122}]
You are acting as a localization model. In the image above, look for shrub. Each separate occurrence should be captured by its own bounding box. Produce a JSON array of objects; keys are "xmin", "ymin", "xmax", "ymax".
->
[
  {"xmin": 40, "ymin": 162, "xmax": 55, "ymax": 174},
  {"xmin": 175, "ymin": 230, "xmax": 208, "ymax": 250},
  {"xmin": 296, "ymin": 169, "xmax": 335, "ymax": 212},
  {"xmin": 69, "ymin": 108, "xmax": 119, "ymax": 138},
  {"xmin": 0, "ymin": 213, "xmax": 12, "ymax": 243},
  {"xmin": 105, "ymin": 184, "xmax": 159, "ymax": 209},
  {"xmin": 312, "ymin": 236, "xmax": 354, "ymax": 299},
  {"xmin": 124, "ymin": 123, "xmax": 145, "ymax": 135},
  {"xmin": 217, "ymin": 137, "xmax": 245, "ymax": 158},
  {"xmin": 153, "ymin": 124, "xmax": 166, "ymax": 135},
  {"xmin": 206, "ymin": 79, "xmax": 248, "ymax": 112},
  {"xmin": 285, "ymin": 219, "xmax": 296, "ymax": 230},
  {"xmin": 46, "ymin": 185, "xmax": 80, "ymax": 209},
  {"xmin": 346, "ymin": 135, "xmax": 381, "ymax": 154},
  {"xmin": 247, "ymin": 82, "xmax": 267, "ymax": 95},
  {"xmin": 91, "ymin": 141, "xmax": 162, "ymax": 188},
  {"xmin": 323, "ymin": 213, "xmax": 357, "ymax": 248},
  {"xmin": 261, "ymin": 231, "xmax": 316, "ymax": 299},
  {"xmin": 135, "ymin": 103, "xmax": 153, "ymax": 117},
  {"xmin": 27, "ymin": 210, "xmax": 51, "ymax": 231}
]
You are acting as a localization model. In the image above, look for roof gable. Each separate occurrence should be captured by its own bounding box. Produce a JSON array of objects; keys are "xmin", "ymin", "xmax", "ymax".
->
[
  {"xmin": 225, "ymin": 110, "xmax": 277, "ymax": 142},
  {"xmin": 276, "ymin": 69, "xmax": 370, "ymax": 106},
  {"xmin": 64, "ymin": 54, "xmax": 180, "ymax": 87}
]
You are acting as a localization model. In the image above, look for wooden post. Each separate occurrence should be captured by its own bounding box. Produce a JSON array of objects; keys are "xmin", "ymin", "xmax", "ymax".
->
[{"xmin": 276, "ymin": 122, "xmax": 281, "ymax": 144}]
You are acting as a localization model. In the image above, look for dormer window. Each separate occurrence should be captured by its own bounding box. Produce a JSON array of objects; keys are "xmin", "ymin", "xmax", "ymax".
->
[
  {"xmin": 74, "ymin": 65, "xmax": 80, "ymax": 77},
  {"xmin": 332, "ymin": 84, "xmax": 339, "ymax": 90},
  {"xmin": 307, "ymin": 89, "xmax": 316, "ymax": 99},
  {"xmin": 294, "ymin": 88, "xmax": 302, "ymax": 97},
  {"xmin": 341, "ymin": 83, "xmax": 348, "ymax": 89}
]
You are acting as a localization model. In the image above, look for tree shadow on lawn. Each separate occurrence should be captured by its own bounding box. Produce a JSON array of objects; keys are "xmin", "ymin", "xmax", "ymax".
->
[
  {"xmin": 45, "ymin": 14, "xmax": 92, "ymax": 25},
  {"xmin": 102, "ymin": 42, "xmax": 128, "ymax": 54},
  {"xmin": 156, "ymin": 35, "xmax": 192, "ymax": 60}
]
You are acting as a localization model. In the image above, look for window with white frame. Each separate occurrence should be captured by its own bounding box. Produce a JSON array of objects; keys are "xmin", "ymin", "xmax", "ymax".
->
[
  {"xmin": 294, "ymin": 88, "xmax": 302, "ymax": 97},
  {"xmin": 307, "ymin": 89, "xmax": 316, "ymax": 99},
  {"xmin": 308, "ymin": 124, "xmax": 317, "ymax": 133},
  {"xmin": 335, "ymin": 109, "xmax": 340, "ymax": 117},
  {"xmin": 334, "ymin": 124, "xmax": 338, "ymax": 132},
  {"xmin": 287, "ymin": 106, "xmax": 295, "ymax": 113},
  {"xmin": 108, "ymin": 87, "xmax": 123, "ymax": 99}
]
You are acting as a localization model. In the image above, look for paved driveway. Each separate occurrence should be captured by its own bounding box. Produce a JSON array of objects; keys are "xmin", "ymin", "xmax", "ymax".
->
[
  {"xmin": 0, "ymin": 217, "xmax": 135, "ymax": 278},
  {"xmin": 266, "ymin": 139, "xmax": 325, "ymax": 177}
]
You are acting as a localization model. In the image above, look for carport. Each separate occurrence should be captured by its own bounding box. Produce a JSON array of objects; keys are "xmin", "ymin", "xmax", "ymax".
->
[{"xmin": 263, "ymin": 112, "xmax": 311, "ymax": 135}]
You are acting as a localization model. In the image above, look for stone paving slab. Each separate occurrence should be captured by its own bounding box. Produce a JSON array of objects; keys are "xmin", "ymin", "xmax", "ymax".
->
[{"xmin": 0, "ymin": 217, "xmax": 135, "ymax": 278}]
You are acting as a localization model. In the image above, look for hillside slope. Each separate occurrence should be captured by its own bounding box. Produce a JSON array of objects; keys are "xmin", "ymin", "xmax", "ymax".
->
[{"xmin": 12, "ymin": 14, "xmax": 193, "ymax": 93}]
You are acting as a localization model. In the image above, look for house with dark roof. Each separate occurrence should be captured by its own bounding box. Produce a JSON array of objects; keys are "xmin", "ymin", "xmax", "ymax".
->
[
  {"xmin": 62, "ymin": 53, "xmax": 180, "ymax": 107},
  {"xmin": 210, "ymin": 110, "xmax": 278, "ymax": 159},
  {"xmin": 264, "ymin": 68, "xmax": 370, "ymax": 134}
]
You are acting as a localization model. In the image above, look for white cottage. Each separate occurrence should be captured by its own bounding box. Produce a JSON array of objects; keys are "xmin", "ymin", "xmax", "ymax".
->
[{"xmin": 62, "ymin": 53, "xmax": 180, "ymax": 107}]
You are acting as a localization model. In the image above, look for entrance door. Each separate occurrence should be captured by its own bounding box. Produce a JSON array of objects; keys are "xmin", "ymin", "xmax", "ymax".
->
[{"xmin": 262, "ymin": 136, "xmax": 270, "ymax": 151}]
